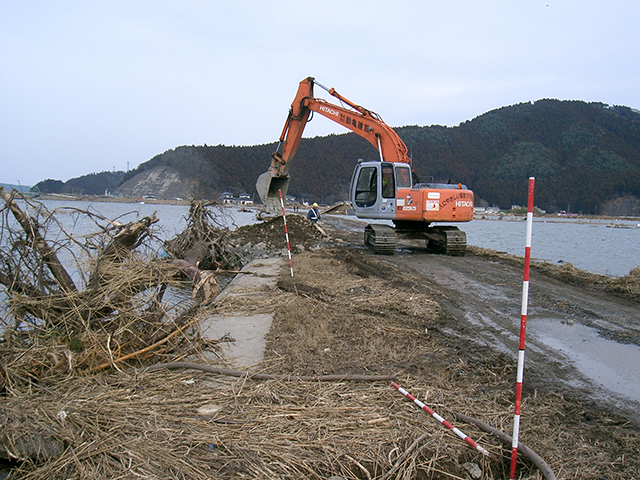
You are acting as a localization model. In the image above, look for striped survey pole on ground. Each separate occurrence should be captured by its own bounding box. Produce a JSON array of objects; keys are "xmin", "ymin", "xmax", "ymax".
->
[
  {"xmin": 392, "ymin": 382, "xmax": 490, "ymax": 456},
  {"xmin": 278, "ymin": 189, "xmax": 294, "ymax": 277},
  {"xmin": 510, "ymin": 177, "xmax": 536, "ymax": 479}
]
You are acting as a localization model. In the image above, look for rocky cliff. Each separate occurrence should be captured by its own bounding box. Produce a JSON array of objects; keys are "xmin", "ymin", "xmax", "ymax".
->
[{"xmin": 116, "ymin": 165, "xmax": 198, "ymax": 200}]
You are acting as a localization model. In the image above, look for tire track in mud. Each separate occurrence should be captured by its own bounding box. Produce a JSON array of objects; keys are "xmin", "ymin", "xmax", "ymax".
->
[{"xmin": 375, "ymin": 246, "xmax": 640, "ymax": 425}]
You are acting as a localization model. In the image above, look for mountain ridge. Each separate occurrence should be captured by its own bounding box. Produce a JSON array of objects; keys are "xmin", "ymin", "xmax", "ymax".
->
[{"xmin": 33, "ymin": 99, "xmax": 640, "ymax": 215}]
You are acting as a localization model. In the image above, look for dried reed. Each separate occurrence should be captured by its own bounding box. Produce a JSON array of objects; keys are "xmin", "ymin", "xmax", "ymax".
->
[{"xmin": 2, "ymin": 199, "xmax": 639, "ymax": 478}]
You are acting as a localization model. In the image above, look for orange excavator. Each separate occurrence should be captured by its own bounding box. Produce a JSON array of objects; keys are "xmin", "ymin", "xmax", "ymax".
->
[{"xmin": 256, "ymin": 77, "xmax": 474, "ymax": 255}]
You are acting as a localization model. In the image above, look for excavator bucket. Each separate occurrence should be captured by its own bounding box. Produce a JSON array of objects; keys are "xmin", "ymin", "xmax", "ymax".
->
[{"xmin": 256, "ymin": 171, "xmax": 290, "ymax": 212}]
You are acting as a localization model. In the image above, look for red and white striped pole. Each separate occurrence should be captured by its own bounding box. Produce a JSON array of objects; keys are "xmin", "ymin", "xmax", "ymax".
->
[
  {"xmin": 510, "ymin": 177, "xmax": 535, "ymax": 478},
  {"xmin": 392, "ymin": 382, "xmax": 490, "ymax": 457},
  {"xmin": 278, "ymin": 189, "xmax": 294, "ymax": 277}
]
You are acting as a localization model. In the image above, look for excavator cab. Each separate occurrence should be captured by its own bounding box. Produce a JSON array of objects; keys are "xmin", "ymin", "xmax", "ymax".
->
[
  {"xmin": 350, "ymin": 160, "xmax": 472, "ymax": 255},
  {"xmin": 350, "ymin": 161, "xmax": 411, "ymax": 220}
]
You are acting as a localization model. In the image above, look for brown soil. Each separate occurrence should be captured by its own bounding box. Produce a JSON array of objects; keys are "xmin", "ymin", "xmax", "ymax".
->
[
  {"xmin": 3, "ymin": 213, "xmax": 639, "ymax": 479},
  {"xmin": 228, "ymin": 213, "xmax": 327, "ymax": 251}
]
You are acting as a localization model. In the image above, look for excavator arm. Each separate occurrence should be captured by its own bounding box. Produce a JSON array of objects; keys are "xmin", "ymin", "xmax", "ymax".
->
[{"xmin": 256, "ymin": 76, "xmax": 410, "ymax": 211}]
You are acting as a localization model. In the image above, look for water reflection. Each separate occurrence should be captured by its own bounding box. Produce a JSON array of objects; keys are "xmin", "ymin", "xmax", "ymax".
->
[{"xmin": 532, "ymin": 318, "xmax": 640, "ymax": 402}]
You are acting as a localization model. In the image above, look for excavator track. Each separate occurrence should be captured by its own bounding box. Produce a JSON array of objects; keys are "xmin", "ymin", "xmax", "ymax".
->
[
  {"xmin": 424, "ymin": 226, "xmax": 467, "ymax": 256},
  {"xmin": 393, "ymin": 223, "xmax": 468, "ymax": 256},
  {"xmin": 364, "ymin": 224, "xmax": 396, "ymax": 255}
]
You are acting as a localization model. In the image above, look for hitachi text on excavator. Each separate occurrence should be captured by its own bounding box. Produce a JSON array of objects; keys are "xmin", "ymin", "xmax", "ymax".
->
[{"xmin": 256, "ymin": 77, "xmax": 474, "ymax": 255}]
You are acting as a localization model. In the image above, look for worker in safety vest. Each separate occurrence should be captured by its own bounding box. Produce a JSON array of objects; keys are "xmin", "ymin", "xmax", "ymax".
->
[{"xmin": 307, "ymin": 203, "xmax": 321, "ymax": 223}]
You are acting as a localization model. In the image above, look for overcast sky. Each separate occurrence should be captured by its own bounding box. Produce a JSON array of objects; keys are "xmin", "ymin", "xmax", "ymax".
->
[{"xmin": 1, "ymin": 1, "xmax": 639, "ymax": 186}]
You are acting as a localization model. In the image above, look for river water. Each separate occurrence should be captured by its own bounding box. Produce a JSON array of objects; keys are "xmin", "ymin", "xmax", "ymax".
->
[
  {"xmin": 25, "ymin": 199, "xmax": 258, "ymax": 241},
  {"xmin": 454, "ymin": 215, "xmax": 640, "ymax": 277},
  {"xmin": 5, "ymin": 199, "xmax": 639, "ymax": 277}
]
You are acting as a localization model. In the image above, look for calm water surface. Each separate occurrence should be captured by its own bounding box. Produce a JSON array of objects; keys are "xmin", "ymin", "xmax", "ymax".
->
[
  {"xmin": 28, "ymin": 199, "xmax": 258, "ymax": 241},
  {"xmin": 456, "ymin": 216, "xmax": 640, "ymax": 277}
]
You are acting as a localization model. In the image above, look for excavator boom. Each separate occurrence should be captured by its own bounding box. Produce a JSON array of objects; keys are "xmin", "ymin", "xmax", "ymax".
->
[{"xmin": 256, "ymin": 77, "xmax": 409, "ymax": 210}]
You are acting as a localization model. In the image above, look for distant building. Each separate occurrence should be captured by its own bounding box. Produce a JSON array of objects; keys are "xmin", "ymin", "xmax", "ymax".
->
[
  {"xmin": 220, "ymin": 192, "xmax": 234, "ymax": 204},
  {"xmin": 219, "ymin": 192, "xmax": 254, "ymax": 205},
  {"xmin": 474, "ymin": 206, "xmax": 501, "ymax": 214},
  {"xmin": 238, "ymin": 193, "xmax": 253, "ymax": 205}
]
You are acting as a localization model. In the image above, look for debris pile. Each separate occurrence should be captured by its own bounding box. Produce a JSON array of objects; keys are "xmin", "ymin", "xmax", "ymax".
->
[
  {"xmin": 0, "ymin": 189, "xmax": 213, "ymax": 385},
  {"xmin": 162, "ymin": 206, "xmax": 328, "ymax": 297},
  {"xmin": 0, "ymin": 196, "xmax": 330, "ymax": 389},
  {"xmin": 227, "ymin": 213, "xmax": 326, "ymax": 256},
  {"xmin": 163, "ymin": 207, "xmax": 327, "ymax": 275},
  {"xmin": 163, "ymin": 201, "xmax": 241, "ymax": 270}
]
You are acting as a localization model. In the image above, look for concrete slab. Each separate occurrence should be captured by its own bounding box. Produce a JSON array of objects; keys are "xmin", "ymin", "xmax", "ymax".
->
[
  {"xmin": 199, "ymin": 257, "xmax": 284, "ymax": 368},
  {"xmin": 215, "ymin": 257, "xmax": 282, "ymax": 300}
]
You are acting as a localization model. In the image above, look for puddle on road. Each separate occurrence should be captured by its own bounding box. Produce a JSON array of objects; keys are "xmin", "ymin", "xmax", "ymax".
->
[{"xmin": 531, "ymin": 318, "xmax": 640, "ymax": 402}]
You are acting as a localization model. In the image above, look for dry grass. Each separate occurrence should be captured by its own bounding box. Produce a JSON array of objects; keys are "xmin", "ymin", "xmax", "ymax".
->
[
  {"xmin": 0, "ymin": 257, "xmax": 207, "ymax": 384},
  {"xmin": 3, "ymin": 370, "xmax": 503, "ymax": 480},
  {"xmin": 468, "ymin": 246, "xmax": 640, "ymax": 303},
  {"xmin": 2, "ymin": 227, "xmax": 639, "ymax": 478},
  {"xmin": 605, "ymin": 266, "xmax": 640, "ymax": 300},
  {"xmin": 4, "ymin": 358, "xmax": 639, "ymax": 479}
]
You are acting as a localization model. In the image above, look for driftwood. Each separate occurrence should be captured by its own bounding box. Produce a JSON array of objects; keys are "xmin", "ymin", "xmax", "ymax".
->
[
  {"xmin": 170, "ymin": 259, "xmax": 220, "ymax": 304},
  {"xmin": 163, "ymin": 200, "xmax": 242, "ymax": 271},
  {"xmin": 88, "ymin": 211, "xmax": 158, "ymax": 289},
  {"xmin": 0, "ymin": 188, "xmax": 162, "ymax": 328},
  {"xmin": 0, "ymin": 190, "xmax": 203, "ymax": 380},
  {"xmin": 0, "ymin": 187, "xmax": 76, "ymax": 293}
]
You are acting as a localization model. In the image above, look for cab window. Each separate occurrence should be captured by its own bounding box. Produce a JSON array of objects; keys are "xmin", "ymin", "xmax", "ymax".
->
[
  {"xmin": 354, "ymin": 166, "xmax": 378, "ymax": 207},
  {"xmin": 382, "ymin": 164, "xmax": 395, "ymax": 198},
  {"xmin": 395, "ymin": 166, "xmax": 412, "ymax": 188}
]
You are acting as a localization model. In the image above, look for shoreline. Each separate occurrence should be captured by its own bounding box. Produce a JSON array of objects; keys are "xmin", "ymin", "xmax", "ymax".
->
[{"xmin": 25, "ymin": 194, "xmax": 640, "ymax": 222}]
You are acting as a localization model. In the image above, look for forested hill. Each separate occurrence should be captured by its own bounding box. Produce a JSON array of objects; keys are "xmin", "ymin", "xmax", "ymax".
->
[
  {"xmin": 400, "ymin": 99, "xmax": 640, "ymax": 214},
  {"xmin": 40, "ymin": 99, "xmax": 640, "ymax": 214}
]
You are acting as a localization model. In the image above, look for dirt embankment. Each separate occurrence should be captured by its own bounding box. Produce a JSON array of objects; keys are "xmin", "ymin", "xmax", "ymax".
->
[{"xmin": 2, "ymin": 211, "xmax": 639, "ymax": 479}]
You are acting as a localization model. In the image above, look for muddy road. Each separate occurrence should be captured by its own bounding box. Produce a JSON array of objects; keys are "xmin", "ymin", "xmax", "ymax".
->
[{"xmin": 323, "ymin": 215, "xmax": 640, "ymax": 425}]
